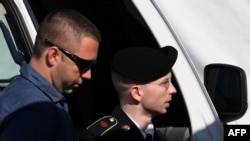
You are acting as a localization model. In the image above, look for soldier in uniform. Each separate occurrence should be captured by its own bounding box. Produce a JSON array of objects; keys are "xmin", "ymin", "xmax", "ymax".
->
[{"xmin": 86, "ymin": 46, "xmax": 178, "ymax": 141}]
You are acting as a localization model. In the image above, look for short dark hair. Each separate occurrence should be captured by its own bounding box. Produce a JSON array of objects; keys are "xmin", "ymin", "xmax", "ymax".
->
[{"xmin": 33, "ymin": 9, "xmax": 101, "ymax": 57}]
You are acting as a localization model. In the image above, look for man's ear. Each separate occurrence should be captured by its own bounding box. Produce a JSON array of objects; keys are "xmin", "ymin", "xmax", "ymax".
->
[
  {"xmin": 130, "ymin": 85, "xmax": 142, "ymax": 102},
  {"xmin": 46, "ymin": 47, "xmax": 60, "ymax": 66}
]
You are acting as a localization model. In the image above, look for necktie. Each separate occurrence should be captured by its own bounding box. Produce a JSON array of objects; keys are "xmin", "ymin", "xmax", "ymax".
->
[{"xmin": 145, "ymin": 133, "xmax": 153, "ymax": 141}]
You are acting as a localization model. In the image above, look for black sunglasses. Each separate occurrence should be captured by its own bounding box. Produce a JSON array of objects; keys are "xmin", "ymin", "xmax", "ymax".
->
[{"xmin": 45, "ymin": 39, "xmax": 96, "ymax": 71}]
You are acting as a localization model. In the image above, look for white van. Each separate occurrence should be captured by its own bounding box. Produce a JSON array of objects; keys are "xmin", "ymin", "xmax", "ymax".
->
[{"xmin": 0, "ymin": 0, "xmax": 249, "ymax": 141}]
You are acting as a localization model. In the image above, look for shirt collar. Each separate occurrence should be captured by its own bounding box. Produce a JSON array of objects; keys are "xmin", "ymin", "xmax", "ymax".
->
[
  {"xmin": 20, "ymin": 62, "xmax": 64, "ymax": 104},
  {"xmin": 145, "ymin": 123, "xmax": 154, "ymax": 135},
  {"xmin": 127, "ymin": 114, "xmax": 154, "ymax": 138}
]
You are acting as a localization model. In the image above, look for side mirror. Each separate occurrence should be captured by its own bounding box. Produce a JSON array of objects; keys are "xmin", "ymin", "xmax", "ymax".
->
[{"xmin": 204, "ymin": 64, "xmax": 247, "ymax": 123}]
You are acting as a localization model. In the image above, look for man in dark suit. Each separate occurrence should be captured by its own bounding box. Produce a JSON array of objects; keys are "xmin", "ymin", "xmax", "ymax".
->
[{"xmin": 87, "ymin": 46, "xmax": 178, "ymax": 141}]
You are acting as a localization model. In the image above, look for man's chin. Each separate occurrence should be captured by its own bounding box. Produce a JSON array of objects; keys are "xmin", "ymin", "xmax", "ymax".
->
[{"xmin": 63, "ymin": 89, "xmax": 73, "ymax": 95}]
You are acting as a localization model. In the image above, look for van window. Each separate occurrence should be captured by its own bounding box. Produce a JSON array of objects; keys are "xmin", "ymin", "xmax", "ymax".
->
[{"xmin": 0, "ymin": 14, "xmax": 20, "ymax": 89}]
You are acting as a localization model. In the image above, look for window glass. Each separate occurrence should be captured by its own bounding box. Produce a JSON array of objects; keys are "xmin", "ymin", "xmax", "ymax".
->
[{"xmin": 0, "ymin": 16, "xmax": 20, "ymax": 87}]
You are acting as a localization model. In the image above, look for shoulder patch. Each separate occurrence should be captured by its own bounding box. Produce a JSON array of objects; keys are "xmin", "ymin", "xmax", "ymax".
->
[{"xmin": 87, "ymin": 115, "xmax": 118, "ymax": 136}]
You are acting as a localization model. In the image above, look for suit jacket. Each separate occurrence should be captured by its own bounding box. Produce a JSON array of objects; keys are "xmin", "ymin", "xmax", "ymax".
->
[{"xmin": 92, "ymin": 106, "xmax": 168, "ymax": 141}]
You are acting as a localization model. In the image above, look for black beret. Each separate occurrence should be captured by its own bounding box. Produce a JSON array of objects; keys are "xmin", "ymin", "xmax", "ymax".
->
[{"xmin": 111, "ymin": 46, "xmax": 178, "ymax": 83}]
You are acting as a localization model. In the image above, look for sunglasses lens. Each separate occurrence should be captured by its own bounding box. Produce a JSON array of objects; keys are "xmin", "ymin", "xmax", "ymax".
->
[
  {"xmin": 45, "ymin": 39, "xmax": 96, "ymax": 71},
  {"xmin": 77, "ymin": 60, "xmax": 95, "ymax": 71}
]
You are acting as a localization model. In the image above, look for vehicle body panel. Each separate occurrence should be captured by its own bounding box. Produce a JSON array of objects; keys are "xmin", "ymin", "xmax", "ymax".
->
[{"xmin": 147, "ymin": 0, "xmax": 250, "ymax": 125}]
